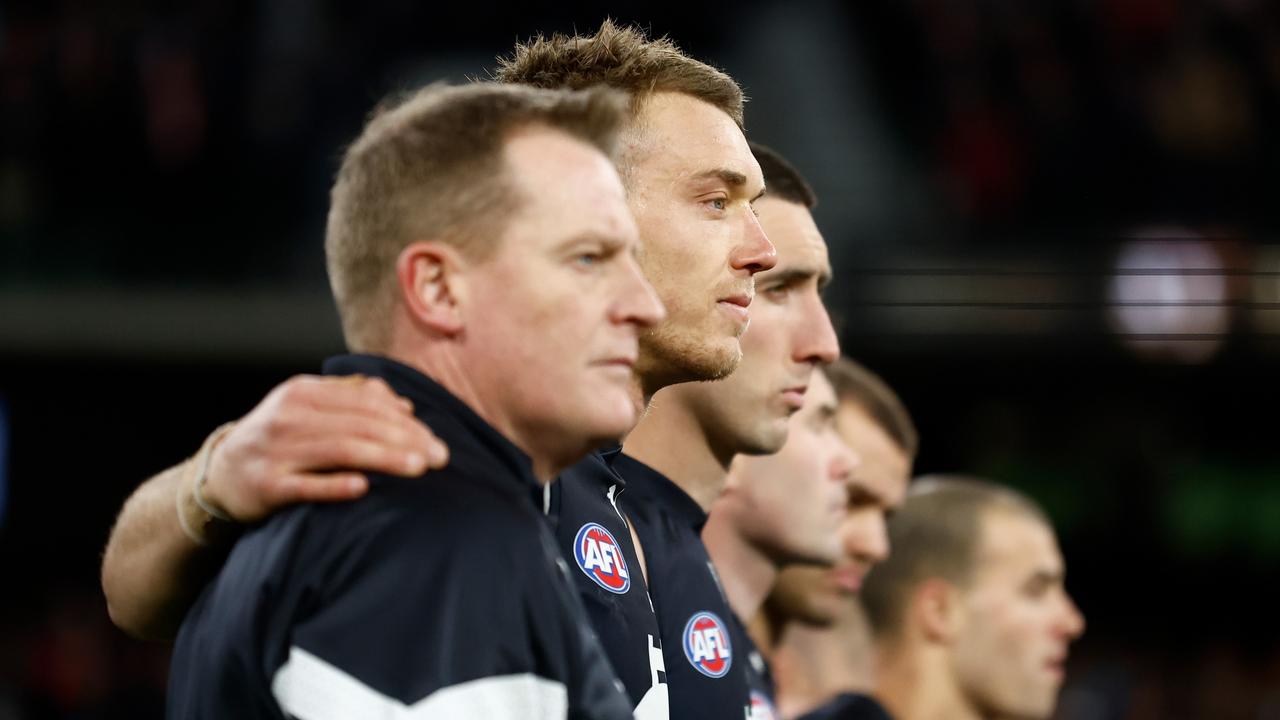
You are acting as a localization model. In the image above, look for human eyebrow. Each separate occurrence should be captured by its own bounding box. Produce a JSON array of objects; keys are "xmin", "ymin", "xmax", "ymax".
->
[
  {"xmin": 759, "ymin": 265, "xmax": 829, "ymax": 290},
  {"xmin": 689, "ymin": 168, "xmax": 765, "ymax": 202},
  {"xmin": 559, "ymin": 231, "xmax": 626, "ymax": 255},
  {"xmin": 1022, "ymin": 569, "xmax": 1065, "ymax": 593},
  {"xmin": 691, "ymin": 168, "xmax": 748, "ymax": 188}
]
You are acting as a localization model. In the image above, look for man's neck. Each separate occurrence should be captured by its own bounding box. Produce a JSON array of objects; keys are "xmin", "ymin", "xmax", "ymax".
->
[
  {"xmin": 876, "ymin": 642, "xmax": 984, "ymax": 720},
  {"xmin": 702, "ymin": 510, "xmax": 778, "ymax": 622},
  {"xmin": 622, "ymin": 388, "xmax": 732, "ymax": 511},
  {"xmin": 769, "ymin": 606, "xmax": 877, "ymax": 718}
]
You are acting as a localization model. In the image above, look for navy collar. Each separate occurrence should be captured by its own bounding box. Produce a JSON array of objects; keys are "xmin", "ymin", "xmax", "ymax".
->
[
  {"xmin": 322, "ymin": 354, "xmax": 540, "ymax": 498},
  {"xmin": 607, "ymin": 450, "xmax": 708, "ymax": 532}
]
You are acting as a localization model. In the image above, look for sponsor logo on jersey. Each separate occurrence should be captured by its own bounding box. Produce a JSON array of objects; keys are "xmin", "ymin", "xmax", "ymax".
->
[
  {"xmin": 573, "ymin": 522, "xmax": 631, "ymax": 594},
  {"xmin": 749, "ymin": 690, "xmax": 779, "ymax": 720},
  {"xmin": 682, "ymin": 611, "xmax": 733, "ymax": 678}
]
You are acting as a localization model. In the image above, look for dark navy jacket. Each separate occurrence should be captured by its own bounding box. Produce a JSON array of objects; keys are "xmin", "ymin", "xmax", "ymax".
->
[
  {"xmin": 167, "ymin": 355, "xmax": 632, "ymax": 720},
  {"xmin": 730, "ymin": 614, "xmax": 781, "ymax": 720}
]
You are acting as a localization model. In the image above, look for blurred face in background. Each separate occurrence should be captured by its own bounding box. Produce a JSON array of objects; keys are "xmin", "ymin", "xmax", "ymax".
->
[
  {"xmin": 767, "ymin": 400, "xmax": 910, "ymax": 624},
  {"xmin": 948, "ymin": 509, "xmax": 1085, "ymax": 719},
  {"xmin": 719, "ymin": 371, "xmax": 854, "ymax": 566}
]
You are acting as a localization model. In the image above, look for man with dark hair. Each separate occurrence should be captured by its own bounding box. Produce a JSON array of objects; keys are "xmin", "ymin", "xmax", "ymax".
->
[
  {"xmin": 104, "ymin": 21, "xmax": 776, "ymax": 719},
  {"xmin": 860, "ymin": 477, "xmax": 1085, "ymax": 720},
  {"xmin": 167, "ymin": 81, "xmax": 662, "ymax": 719},
  {"xmin": 701, "ymin": 355, "xmax": 913, "ymax": 720},
  {"xmin": 748, "ymin": 143, "xmax": 818, "ymax": 210},
  {"xmin": 701, "ymin": 369, "xmax": 854, "ymax": 720},
  {"xmin": 766, "ymin": 358, "xmax": 917, "ymax": 632},
  {"xmin": 776, "ymin": 359, "xmax": 916, "ymax": 720}
]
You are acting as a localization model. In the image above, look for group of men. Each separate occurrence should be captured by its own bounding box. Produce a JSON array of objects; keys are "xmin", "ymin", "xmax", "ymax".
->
[{"xmin": 99, "ymin": 21, "xmax": 1085, "ymax": 720}]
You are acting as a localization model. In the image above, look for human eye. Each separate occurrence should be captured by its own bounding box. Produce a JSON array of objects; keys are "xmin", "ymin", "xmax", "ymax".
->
[
  {"xmin": 571, "ymin": 246, "xmax": 607, "ymax": 269},
  {"xmin": 760, "ymin": 281, "xmax": 791, "ymax": 303},
  {"xmin": 1022, "ymin": 574, "xmax": 1054, "ymax": 599}
]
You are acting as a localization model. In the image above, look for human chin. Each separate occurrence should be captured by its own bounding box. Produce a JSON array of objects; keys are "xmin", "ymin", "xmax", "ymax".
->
[
  {"xmin": 744, "ymin": 415, "xmax": 789, "ymax": 456},
  {"xmin": 583, "ymin": 380, "xmax": 639, "ymax": 441},
  {"xmin": 638, "ymin": 323, "xmax": 740, "ymax": 384}
]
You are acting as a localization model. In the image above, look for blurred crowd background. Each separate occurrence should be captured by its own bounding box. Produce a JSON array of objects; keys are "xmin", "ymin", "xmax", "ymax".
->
[{"xmin": 2, "ymin": 1, "xmax": 1278, "ymax": 718}]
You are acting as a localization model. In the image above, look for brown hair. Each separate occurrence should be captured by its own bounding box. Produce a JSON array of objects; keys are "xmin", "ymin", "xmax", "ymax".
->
[
  {"xmin": 494, "ymin": 19, "xmax": 744, "ymax": 128},
  {"xmin": 325, "ymin": 82, "xmax": 626, "ymax": 352},
  {"xmin": 859, "ymin": 476, "xmax": 1051, "ymax": 640},
  {"xmin": 824, "ymin": 357, "xmax": 919, "ymax": 459},
  {"xmin": 750, "ymin": 142, "xmax": 817, "ymax": 208}
]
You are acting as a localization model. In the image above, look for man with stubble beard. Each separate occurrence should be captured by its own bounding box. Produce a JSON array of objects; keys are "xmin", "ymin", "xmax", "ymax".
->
[{"xmin": 168, "ymin": 81, "xmax": 662, "ymax": 720}]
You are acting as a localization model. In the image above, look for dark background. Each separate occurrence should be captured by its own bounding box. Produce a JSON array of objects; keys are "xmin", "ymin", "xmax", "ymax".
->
[{"xmin": 2, "ymin": 1, "xmax": 1278, "ymax": 718}]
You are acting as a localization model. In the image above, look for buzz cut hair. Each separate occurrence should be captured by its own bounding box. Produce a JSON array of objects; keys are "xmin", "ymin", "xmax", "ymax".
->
[
  {"xmin": 325, "ymin": 81, "xmax": 627, "ymax": 352},
  {"xmin": 859, "ymin": 476, "xmax": 1051, "ymax": 640}
]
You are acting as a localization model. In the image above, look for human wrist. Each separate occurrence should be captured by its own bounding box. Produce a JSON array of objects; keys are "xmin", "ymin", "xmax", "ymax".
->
[{"xmin": 176, "ymin": 423, "xmax": 239, "ymax": 546}]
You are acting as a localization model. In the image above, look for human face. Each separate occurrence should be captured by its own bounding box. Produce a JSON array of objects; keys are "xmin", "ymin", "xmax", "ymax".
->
[
  {"xmin": 626, "ymin": 92, "xmax": 777, "ymax": 393},
  {"xmin": 723, "ymin": 372, "xmax": 854, "ymax": 566},
  {"xmin": 666, "ymin": 196, "xmax": 839, "ymax": 457},
  {"xmin": 950, "ymin": 511, "xmax": 1086, "ymax": 719},
  {"xmin": 460, "ymin": 127, "xmax": 665, "ymax": 478},
  {"xmin": 767, "ymin": 401, "xmax": 910, "ymax": 625}
]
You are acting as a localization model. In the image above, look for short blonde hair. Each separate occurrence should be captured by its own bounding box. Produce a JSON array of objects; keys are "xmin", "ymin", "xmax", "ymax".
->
[
  {"xmin": 325, "ymin": 82, "xmax": 626, "ymax": 352},
  {"xmin": 495, "ymin": 19, "xmax": 745, "ymax": 128},
  {"xmin": 860, "ymin": 477, "xmax": 1051, "ymax": 640}
]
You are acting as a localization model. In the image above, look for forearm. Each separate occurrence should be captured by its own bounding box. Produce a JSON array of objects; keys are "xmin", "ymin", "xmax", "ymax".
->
[
  {"xmin": 100, "ymin": 375, "xmax": 448, "ymax": 640},
  {"xmin": 101, "ymin": 459, "xmax": 236, "ymax": 640}
]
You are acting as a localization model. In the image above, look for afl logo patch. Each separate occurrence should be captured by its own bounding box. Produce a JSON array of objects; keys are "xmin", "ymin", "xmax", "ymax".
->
[
  {"xmin": 573, "ymin": 522, "xmax": 631, "ymax": 594},
  {"xmin": 682, "ymin": 611, "xmax": 733, "ymax": 678}
]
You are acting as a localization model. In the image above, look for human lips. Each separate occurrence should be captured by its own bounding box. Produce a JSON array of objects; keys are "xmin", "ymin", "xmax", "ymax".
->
[
  {"xmin": 781, "ymin": 385, "xmax": 808, "ymax": 410},
  {"xmin": 1044, "ymin": 651, "xmax": 1069, "ymax": 681},
  {"xmin": 717, "ymin": 293, "xmax": 753, "ymax": 325},
  {"xmin": 829, "ymin": 564, "xmax": 866, "ymax": 595},
  {"xmin": 592, "ymin": 353, "xmax": 637, "ymax": 374}
]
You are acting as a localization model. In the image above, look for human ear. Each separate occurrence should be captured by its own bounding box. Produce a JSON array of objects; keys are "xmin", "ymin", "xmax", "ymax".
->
[
  {"xmin": 396, "ymin": 241, "xmax": 467, "ymax": 336},
  {"xmin": 915, "ymin": 578, "xmax": 962, "ymax": 645}
]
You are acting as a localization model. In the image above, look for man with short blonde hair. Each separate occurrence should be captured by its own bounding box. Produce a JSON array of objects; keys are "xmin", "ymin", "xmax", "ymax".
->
[
  {"xmin": 166, "ymin": 81, "xmax": 663, "ymax": 720},
  {"xmin": 327, "ymin": 83, "xmax": 626, "ymax": 352}
]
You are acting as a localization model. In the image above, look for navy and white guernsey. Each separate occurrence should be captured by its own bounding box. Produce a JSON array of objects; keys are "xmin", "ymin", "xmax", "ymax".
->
[
  {"xmin": 548, "ymin": 451, "xmax": 670, "ymax": 719},
  {"xmin": 167, "ymin": 355, "xmax": 633, "ymax": 720},
  {"xmin": 610, "ymin": 451, "xmax": 753, "ymax": 719},
  {"xmin": 798, "ymin": 693, "xmax": 895, "ymax": 720},
  {"xmin": 730, "ymin": 614, "xmax": 781, "ymax": 720}
]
